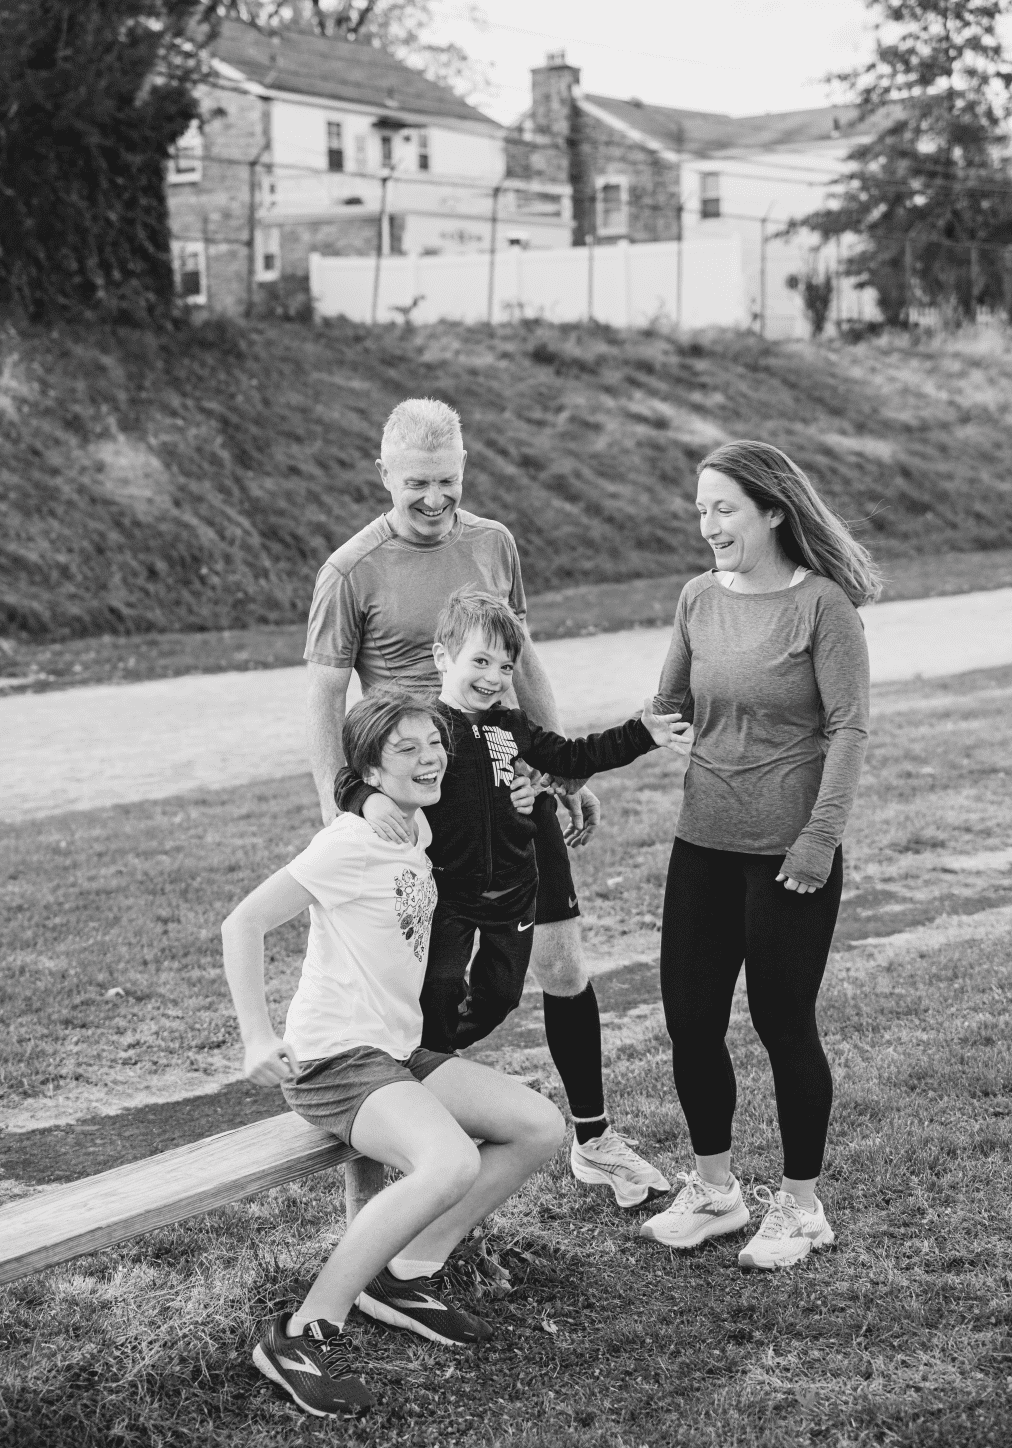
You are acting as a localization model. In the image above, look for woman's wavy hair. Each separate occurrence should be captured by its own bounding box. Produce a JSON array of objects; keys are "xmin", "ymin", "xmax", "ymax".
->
[{"xmin": 698, "ymin": 440, "xmax": 883, "ymax": 607}]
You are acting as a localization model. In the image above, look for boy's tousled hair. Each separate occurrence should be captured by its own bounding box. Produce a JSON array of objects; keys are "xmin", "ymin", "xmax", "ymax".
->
[
  {"xmin": 341, "ymin": 688, "xmax": 447, "ymax": 781},
  {"xmin": 434, "ymin": 588, "xmax": 526, "ymax": 663},
  {"xmin": 381, "ymin": 397, "xmax": 462, "ymax": 458}
]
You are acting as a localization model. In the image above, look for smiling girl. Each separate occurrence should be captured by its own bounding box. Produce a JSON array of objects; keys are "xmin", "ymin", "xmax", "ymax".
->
[
  {"xmin": 221, "ymin": 689, "xmax": 564, "ymax": 1418},
  {"xmin": 640, "ymin": 440, "xmax": 881, "ymax": 1270}
]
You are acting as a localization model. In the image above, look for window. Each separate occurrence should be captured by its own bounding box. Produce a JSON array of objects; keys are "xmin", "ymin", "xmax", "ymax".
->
[
  {"xmin": 380, "ymin": 133, "xmax": 393, "ymax": 168},
  {"xmin": 257, "ymin": 227, "xmax": 280, "ymax": 281},
  {"xmin": 327, "ymin": 120, "xmax": 344, "ymax": 172},
  {"xmin": 168, "ymin": 121, "xmax": 202, "ymax": 184},
  {"xmin": 354, "ymin": 133, "xmax": 367, "ymax": 173},
  {"xmin": 417, "ymin": 129, "xmax": 430, "ymax": 172},
  {"xmin": 596, "ymin": 176, "xmax": 628, "ymax": 236},
  {"xmin": 700, "ymin": 172, "xmax": 721, "ymax": 219},
  {"xmin": 172, "ymin": 241, "xmax": 206, "ymax": 305}
]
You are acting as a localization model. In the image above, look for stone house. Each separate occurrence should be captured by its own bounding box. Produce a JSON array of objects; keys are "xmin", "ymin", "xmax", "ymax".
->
[
  {"xmin": 509, "ymin": 54, "xmax": 874, "ymax": 335},
  {"xmin": 168, "ymin": 21, "xmax": 572, "ymax": 315}
]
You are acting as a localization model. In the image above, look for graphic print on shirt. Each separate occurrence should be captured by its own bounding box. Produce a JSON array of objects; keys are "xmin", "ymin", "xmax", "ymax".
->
[
  {"xmin": 483, "ymin": 725, "xmax": 519, "ymax": 788},
  {"xmin": 393, "ymin": 866, "xmax": 438, "ymax": 963}
]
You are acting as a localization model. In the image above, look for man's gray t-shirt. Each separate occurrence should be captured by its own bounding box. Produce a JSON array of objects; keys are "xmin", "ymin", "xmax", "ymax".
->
[
  {"xmin": 655, "ymin": 570, "xmax": 870, "ymax": 887},
  {"xmin": 305, "ymin": 509, "xmax": 527, "ymax": 696}
]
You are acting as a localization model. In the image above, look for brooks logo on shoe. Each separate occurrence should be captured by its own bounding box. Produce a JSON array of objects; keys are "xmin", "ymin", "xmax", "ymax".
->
[
  {"xmin": 276, "ymin": 1351, "xmax": 323, "ymax": 1376},
  {"xmin": 391, "ymin": 1293, "xmax": 446, "ymax": 1312}
]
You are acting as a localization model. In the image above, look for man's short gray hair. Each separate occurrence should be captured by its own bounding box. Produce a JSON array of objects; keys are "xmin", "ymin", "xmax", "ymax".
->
[{"xmin": 381, "ymin": 398, "xmax": 463, "ymax": 458}]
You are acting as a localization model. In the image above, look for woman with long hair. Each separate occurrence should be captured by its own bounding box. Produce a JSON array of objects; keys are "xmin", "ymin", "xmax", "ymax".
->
[{"xmin": 640, "ymin": 440, "xmax": 880, "ymax": 1269}]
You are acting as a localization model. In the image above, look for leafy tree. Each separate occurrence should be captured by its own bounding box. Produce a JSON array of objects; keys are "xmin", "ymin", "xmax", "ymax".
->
[
  {"xmin": 786, "ymin": 270, "xmax": 835, "ymax": 336},
  {"xmin": 801, "ymin": 0, "xmax": 1012, "ymax": 324}
]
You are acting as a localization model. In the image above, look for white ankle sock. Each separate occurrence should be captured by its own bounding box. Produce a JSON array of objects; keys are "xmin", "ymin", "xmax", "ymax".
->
[
  {"xmin": 701, "ymin": 1174, "xmax": 734, "ymax": 1194},
  {"xmin": 287, "ymin": 1313, "xmax": 343, "ymax": 1338},
  {"xmin": 388, "ymin": 1256, "xmax": 444, "ymax": 1281}
]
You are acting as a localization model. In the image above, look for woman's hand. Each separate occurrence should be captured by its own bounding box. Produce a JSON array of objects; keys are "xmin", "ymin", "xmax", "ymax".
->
[
  {"xmin": 362, "ymin": 791, "xmax": 412, "ymax": 843},
  {"xmin": 641, "ymin": 698, "xmax": 694, "ymax": 754},
  {"xmin": 510, "ymin": 773, "xmax": 537, "ymax": 815},
  {"xmin": 775, "ymin": 872, "xmax": 823, "ymax": 895},
  {"xmin": 244, "ymin": 1035, "xmax": 300, "ymax": 1086}
]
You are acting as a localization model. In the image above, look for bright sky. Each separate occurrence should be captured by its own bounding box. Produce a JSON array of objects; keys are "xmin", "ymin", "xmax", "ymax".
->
[{"xmin": 428, "ymin": 0, "xmax": 878, "ymax": 122}]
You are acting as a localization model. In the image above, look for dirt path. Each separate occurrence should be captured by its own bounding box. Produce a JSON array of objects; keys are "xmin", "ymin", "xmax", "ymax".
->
[{"xmin": 2, "ymin": 588, "xmax": 1010, "ymax": 824}]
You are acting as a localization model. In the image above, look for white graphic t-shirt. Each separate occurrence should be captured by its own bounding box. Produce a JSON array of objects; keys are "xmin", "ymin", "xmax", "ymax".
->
[{"xmin": 284, "ymin": 813, "xmax": 438, "ymax": 1062}]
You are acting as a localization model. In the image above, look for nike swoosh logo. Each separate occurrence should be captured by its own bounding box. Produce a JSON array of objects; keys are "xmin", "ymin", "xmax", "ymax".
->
[
  {"xmin": 276, "ymin": 1351, "xmax": 323, "ymax": 1376},
  {"xmin": 568, "ymin": 896, "xmax": 578, "ymax": 909},
  {"xmin": 518, "ymin": 920, "xmax": 533, "ymax": 931},
  {"xmin": 391, "ymin": 1293, "xmax": 447, "ymax": 1311}
]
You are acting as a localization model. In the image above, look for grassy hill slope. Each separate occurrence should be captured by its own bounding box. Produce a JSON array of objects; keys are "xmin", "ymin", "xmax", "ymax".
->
[{"xmin": 3, "ymin": 318, "xmax": 1012, "ymax": 641}]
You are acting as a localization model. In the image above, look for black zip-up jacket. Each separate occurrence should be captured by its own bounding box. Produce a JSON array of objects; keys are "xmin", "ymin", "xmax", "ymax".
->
[{"xmin": 335, "ymin": 704, "xmax": 656, "ymax": 898}]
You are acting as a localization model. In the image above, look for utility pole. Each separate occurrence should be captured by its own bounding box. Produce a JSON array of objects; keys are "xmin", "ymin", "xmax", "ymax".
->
[
  {"xmin": 586, "ymin": 231, "xmax": 595, "ymax": 322},
  {"xmin": 246, "ymin": 142, "xmax": 270, "ymax": 316},
  {"xmin": 759, "ymin": 212, "xmax": 770, "ymax": 339},
  {"xmin": 486, "ymin": 181, "xmax": 503, "ymax": 326},
  {"xmin": 371, "ymin": 168, "xmax": 391, "ymax": 326},
  {"xmin": 834, "ymin": 234, "xmax": 842, "ymax": 331}
]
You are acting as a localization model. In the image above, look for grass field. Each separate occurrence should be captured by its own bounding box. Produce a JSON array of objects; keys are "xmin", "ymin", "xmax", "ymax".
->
[
  {"xmin": 5, "ymin": 317, "xmax": 1012, "ymax": 643},
  {"xmin": 2, "ymin": 665, "xmax": 1012, "ymax": 1445}
]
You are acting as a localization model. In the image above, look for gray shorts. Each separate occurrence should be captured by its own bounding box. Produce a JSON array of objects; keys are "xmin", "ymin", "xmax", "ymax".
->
[{"xmin": 281, "ymin": 1044, "xmax": 454, "ymax": 1145}]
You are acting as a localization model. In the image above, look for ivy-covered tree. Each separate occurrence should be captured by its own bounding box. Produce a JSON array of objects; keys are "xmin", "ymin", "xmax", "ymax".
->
[{"xmin": 801, "ymin": 0, "xmax": 1012, "ymax": 324}]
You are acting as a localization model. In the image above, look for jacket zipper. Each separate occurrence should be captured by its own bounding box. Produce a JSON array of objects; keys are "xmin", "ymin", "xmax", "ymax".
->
[{"xmin": 472, "ymin": 721, "xmax": 494, "ymax": 891}]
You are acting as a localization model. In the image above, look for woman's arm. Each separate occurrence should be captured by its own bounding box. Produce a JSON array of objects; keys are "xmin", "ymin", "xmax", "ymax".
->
[
  {"xmin": 221, "ymin": 867, "xmax": 316, "ymax": 1085},
  {"xmin": 653, "ymin": 592, "xmax": 695, "ymax": 720},
  {"xmin": 780, "ymin": 592, "xmax": 871, "ymax": 889}
]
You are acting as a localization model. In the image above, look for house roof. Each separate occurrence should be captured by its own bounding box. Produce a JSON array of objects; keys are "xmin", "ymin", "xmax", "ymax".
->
[
  {"xmin": 580, "ymin": 94, "xmax": 865, "ymax": 157},
  {"xmin": 213, "ymin": 19, "xmax": 499, "ymax": 130}
]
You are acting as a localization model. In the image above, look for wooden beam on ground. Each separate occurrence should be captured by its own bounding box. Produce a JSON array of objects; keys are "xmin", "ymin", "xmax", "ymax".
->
[{"xmin": 0, "ymin": 1113, "xmax": 358, "ymax": 1286}]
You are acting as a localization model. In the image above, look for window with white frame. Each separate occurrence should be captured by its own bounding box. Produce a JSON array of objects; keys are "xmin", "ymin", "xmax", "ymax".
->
[
  {"xmin": 596, "ymin": 176, "xmax": 628, "ymax": 237},
  {"xmin": 380, "ymin": 133, "xmax": 393, "ymax": 168},
  {"xmin": 172, "ymin": 241, "xmax": 206, "ymax": 305},
  {"xmin": 327, "ymin": 120, "xmax": 344, "ymax": 172},
  {"xmin": 700, "ymin": 172, "xmax": 721, "ymax": 219},
  {"xmin": 354, "ymin": 133, "xmax": 367, "ymax": 173},
  {"xmin": 168, "ymin": 121, "xmax": 202, "ymax": 184},
  {"xmin": 417, "ymin": 128, "xmax": 430, "ymax": 172},
  {"xmin": 257, "ymin": 226, "xmax": 280, "ymax": 281}
]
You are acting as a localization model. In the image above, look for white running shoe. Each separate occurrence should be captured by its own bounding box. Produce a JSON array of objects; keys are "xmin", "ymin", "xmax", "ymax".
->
[
  {"xmin": 570, "ymin": 1127, "xmax": 671, "ymax": 1208},
  {"xmin": 737, "ymin": 1187, "xmax": 835, "ymax": 1271},
  {"xmin": 639, "ymin": 1170, "xmax": 750, "ymax": 1248}
]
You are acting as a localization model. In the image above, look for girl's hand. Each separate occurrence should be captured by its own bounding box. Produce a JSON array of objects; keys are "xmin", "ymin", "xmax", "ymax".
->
[
  {"xmin": 775, "ymin": 873, "xmax": 823, "ymax": 895},
  {"xmin": 363, "ymin": 791, "xmax": 412, "ymax": 843},
  {"xmin": 641, "ymin": 698, "xmax": 694, "ymax": 754},
  {"xmin": 510, "ymin": 773, "xmax": 537, "ymax": 815},
  {"xmin": 244, "ymin": 1035, "xmax": 300, "ymax": 1086}
]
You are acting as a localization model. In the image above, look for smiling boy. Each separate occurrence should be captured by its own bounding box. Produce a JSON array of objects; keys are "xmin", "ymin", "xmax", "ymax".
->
[{"xmin": 336, "ymin": 591, "xmax": 690, "ymax": 1205}]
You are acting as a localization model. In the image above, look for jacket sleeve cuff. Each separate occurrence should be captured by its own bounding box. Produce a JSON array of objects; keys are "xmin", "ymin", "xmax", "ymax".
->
[{"xmin": 780, "ymin": 835, "xmax": 835, "ymax": 888}]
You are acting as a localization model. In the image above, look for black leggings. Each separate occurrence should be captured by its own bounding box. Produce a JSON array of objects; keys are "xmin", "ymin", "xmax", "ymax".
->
[{"xmin": 660, "ymin": 837, "xmax": 843, "ymax": 1180}]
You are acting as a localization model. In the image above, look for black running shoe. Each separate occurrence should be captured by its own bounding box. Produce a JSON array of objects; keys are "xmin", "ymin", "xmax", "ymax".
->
[
  {"xmin": 356, "ymin": 1267, "xmax": 493, "ymax": 1346},
  {"xmin": 252, "ymin": 1314, "xmax": 374, "ymax": 1417}
]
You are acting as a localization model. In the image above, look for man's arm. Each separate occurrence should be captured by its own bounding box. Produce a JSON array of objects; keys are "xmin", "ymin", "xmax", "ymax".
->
[
  {"xmin": 307, "ymin": 662, "xmax": 354, "ymax": 824},
  {"xmin": 511, "ymin": 629, "xmax": 601, "ymax": 846}
]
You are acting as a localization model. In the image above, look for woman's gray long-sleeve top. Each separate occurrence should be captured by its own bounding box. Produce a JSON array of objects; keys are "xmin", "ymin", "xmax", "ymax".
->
[{"xmin": 654, "ymin": 570, "xmax": 870, "ymax": 887}]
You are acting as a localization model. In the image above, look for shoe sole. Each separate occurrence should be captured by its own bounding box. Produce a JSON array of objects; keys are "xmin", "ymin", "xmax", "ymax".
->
[
  {"xmin": 738, "ymin": 1226, "xmax": 836, "ymax": 1272},
  {"xmin": 252, "ymin": 1344, "xmax": 368, "ymax": 1417},
  {"xmin": 355, "ymin": 1291, "xmax": 489, "ymax": 1347},
  {"xmin": 639, "ymin": 1201, "xmax": 751, "ymax": 1248},
  {"xmin": 570, "ymin": 1160, "xmax": 671, "ymax": 1209}
]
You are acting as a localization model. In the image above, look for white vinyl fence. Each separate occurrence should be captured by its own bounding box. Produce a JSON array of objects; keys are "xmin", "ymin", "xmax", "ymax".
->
[{"xmin": 309, "ymin": 236, "xmax": 746, "ymax": 330}]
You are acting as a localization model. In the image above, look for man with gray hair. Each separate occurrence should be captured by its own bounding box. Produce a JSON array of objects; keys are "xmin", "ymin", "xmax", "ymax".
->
[{"xmin": 304, "ymin": 397, "xmax": 668, "ymax": 1206}]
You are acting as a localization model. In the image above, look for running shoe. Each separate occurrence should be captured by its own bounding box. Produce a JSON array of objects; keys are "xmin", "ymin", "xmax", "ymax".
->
[
  {"xmin": 570, "ymin": 1126, "xmax": 671, "ymax": 1208},
  {"xmin": 356, "ymin": 1267, "xmax": 493, "ymax": 1346},
  {"xmin": 252, "ymin": 1314, "xmax": 374, "ymax": 1417},
  {"xmin": 639, "ymin": 1169, "xmax": 750, "ymax": 1248},
  {"xmin": 737, "ymin": 1186, "xmax": 835, "ymax": 1271}
]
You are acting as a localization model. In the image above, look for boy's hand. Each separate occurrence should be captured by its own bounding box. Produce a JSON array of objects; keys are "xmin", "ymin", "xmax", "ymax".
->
[
  {"xmin": 244, "ymin": 1035, "xmax": 300, "ymax": 1086},
  {"xmin": 510, "ymin": 773, "xmax": 537, "ymax": 815},
  {"xmin": 562, "ymin": 785, "xmax": 600, "ymax": 847},
  {"xmin": 641, "ymin": 698, "xmax": 693, "ymax": 754},
  {"xmin": 363, "ymin": 792, "xmax": 412, "ymax": 843}
]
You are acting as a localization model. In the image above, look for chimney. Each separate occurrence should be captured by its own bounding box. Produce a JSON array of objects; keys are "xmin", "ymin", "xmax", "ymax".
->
[{"xmin": 531, "ymin": 50, "xmax": 580, "ymax": 143}]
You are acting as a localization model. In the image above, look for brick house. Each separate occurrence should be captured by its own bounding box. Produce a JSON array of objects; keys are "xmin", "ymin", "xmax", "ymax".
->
[
  {"xmin": 509, "ymin": 54, "xmax": 874, "ymax": 335},
  {"xmin": 168, "ymin": 21, "xmax": 572, "ymax": 315}
]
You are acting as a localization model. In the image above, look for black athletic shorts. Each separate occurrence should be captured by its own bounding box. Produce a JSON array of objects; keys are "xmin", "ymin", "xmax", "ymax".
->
[{"xmin": 532, "ymin": 792, "xmax": 580, "ymax": 925}]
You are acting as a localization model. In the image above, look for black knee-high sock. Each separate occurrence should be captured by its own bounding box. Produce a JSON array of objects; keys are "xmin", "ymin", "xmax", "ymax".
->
[{"xmin": 542, "ymin": 984, "xmax": 607, "ymax": 1141}]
